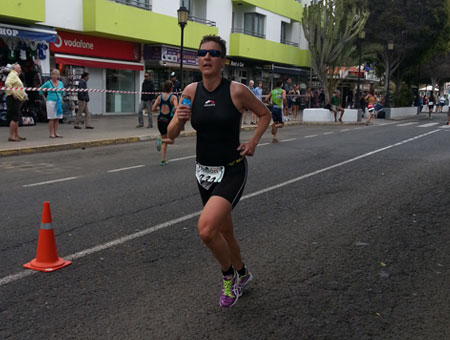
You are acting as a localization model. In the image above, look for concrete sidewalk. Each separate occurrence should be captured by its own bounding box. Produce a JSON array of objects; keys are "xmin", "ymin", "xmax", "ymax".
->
[{"xmin": 0, "ymin": 111, "xmax": 369, "ymax": 157}]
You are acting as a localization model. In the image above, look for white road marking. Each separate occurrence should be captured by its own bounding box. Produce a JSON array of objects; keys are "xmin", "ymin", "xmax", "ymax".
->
[
  {"xmin": 169, "ymin": 155, "xmax": 196, "ymax": 162},
  {"xmin": 418, "ymin": 123, "xmax": 439, "ymax": 128},
  {"xmin": 439, "ymin": 125, "xmax": 450, "ymax": 129},
  {"xmin": 396, "ymin": 122, "xmax": 418, "ymax": 126},
  {"xmin": 280, "ymin": 138, "xmax": 296, "ymax": 142},
  {"xmin": 378, "ymin": 122, "xmax": 397, "ymax": 126},
  {"xmin": 1, "ymin": 129, "xmax": 441, "ymax": 287},
  {"xmin": 257, "ymin": 143, "xmax": 270, "ymax": 147},
  {"xmin": 107, "ymin": 165, "xmax": 145, "ymax": 173},
  {"xmin": 22, "ymin": 177, "xmax": 78, "ymax": 188},
  {"xmin": 324, "ymin": 132, "xmax": 334, "ymax": 135},
  {"xmin": 340, "ymin": 129, "xmax": 351, "ymax": 132},
  {"xmin": 304, "ymin": 135, "xmax": 318, "ymax": 138}
]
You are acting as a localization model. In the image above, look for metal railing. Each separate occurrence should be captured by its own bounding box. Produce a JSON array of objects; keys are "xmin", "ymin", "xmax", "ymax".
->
[
  {"xmin": 110, "ymin": 0, "xmax": 152, "ymax": 10},
  {"xmin": 231, "ymin": 28, "xmax": 266, "ymax": 39},
  {"xmin": 281, "ymin": 39, "xmax": 299, "ymax": 47},
  {"xmin": 188, "ymin": 15, "xmax": 216, "ymax": 27}
]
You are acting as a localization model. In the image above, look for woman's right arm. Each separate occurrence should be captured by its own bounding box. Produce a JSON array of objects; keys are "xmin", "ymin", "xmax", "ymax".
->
[{"xmin": 167, "ymin": 83, "xmax": 196, "ymax": 140}]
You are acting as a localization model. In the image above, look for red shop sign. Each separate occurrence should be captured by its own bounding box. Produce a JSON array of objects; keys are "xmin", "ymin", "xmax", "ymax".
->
[{"xmin": 50, "ymin": 31, "xmax": 140, "ymax": 61}]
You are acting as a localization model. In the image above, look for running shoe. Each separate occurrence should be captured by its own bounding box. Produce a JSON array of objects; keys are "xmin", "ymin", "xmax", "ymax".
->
[
  {"xmin": 272, "ymin": 138, "xmax": 278, "ymax": 143},
  {"xmin": 156, "ymin": 137, "xmax": 162, "ymax": 151},
  {"xmin": 237, "ymin": 268, "xmax": 253, "ymax": 297},
  {"xmin": 219, "ymin": 272, "xmax": 239, "ymax": 308},
  {"xmin": 160, "ymin": 160, "xmax": 167, "ymax": 166}
]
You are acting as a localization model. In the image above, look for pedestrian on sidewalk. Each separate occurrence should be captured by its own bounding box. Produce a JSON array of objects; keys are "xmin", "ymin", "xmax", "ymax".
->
[
  {"xmin": 291, "ymin": 84, "xmax": 300, "ymax": 121},
  {"xmin": 153, "ymin": 80, "xmax": 177, "ymax": 166},
  {"xmin": 167, "ymin": 34, "xmax": 271, "ymax": 308},
  {"xmin": 265, "ymin": 80, "xmax": 286, "ymax": 143},
  {"xmin": 75, "ymin": 72, "xmax": 94, "ymax": 129},
  {"xmin": 427, "ymin": 93, "xmax": 435, "ymax": 118},
  {"xmin": 447, "ymin": 105, "xmax": 450, "ymax": 125},
  {"xmin": 136, "ymin": 72, "xmax": 155, "ymax": 128},
  {"xmin": 170, "ymin": 72, "xmax": 181, "ymax": 95},
  {"xmin": 5, "ymin": 63, "xmax": 27, "ymax": 142},
  {"xmin": 40, "ymin": 69, "xmax": 64, "ymax": 138}
]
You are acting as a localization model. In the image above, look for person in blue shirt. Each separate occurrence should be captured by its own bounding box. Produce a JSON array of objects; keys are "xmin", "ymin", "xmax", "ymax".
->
[{"xmin": 40, "ymin": 69, "xmax": 65, "ymax": 138}]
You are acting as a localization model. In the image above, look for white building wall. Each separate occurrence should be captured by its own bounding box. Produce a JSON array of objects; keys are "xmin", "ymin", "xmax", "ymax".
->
[
  {"xmin": 151, "ymin": 0, "xmax": 179, "ymax": 17},
  {"xmin": 206, "ymin": 1, "xmax": 233, "ymax": 52},
  {"xmin": 41, "ymin": 0, "xmax": 84, "ymax": 31}
]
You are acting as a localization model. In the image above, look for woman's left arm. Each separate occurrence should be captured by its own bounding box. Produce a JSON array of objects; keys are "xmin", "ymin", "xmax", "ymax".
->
[{"xmin": 231, "ymin": 82, "xmax": 271, "ymax": 157}]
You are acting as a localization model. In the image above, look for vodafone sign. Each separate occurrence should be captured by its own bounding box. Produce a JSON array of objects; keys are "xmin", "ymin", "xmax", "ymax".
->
[{"xmin": 50, "ymin": 31, "xmax": 140, "ymax": 61}]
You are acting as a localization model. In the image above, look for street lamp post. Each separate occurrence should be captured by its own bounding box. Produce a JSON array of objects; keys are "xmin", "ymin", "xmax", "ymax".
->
[
  {"xmin": 355, "ymin": 30, "xmax": 366, "ymax": 110},
  {"xmin": 384, "ymin": 41, "xmax": 394, "ymax": 108},
  {"xmin": 177, "ymin": 6, "xmax": 189, "ymax": 91}
]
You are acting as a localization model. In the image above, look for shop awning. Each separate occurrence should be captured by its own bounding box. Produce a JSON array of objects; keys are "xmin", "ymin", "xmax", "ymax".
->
[
  {"xmin": 267, "ymin": 64, "xmax": 310, "ymax": 77},
  {"xmin": 55, "ymin": 54, "xmax": 144, "ymax": 71},
  {"xmin": 0, "ymin": 23, "xmax": 57, "ymax": 43}
]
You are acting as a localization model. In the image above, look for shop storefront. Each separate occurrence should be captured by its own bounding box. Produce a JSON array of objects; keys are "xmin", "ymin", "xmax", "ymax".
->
[
  {"xmin": 143, "ymin": 45, "xmax": 201, "ymax": 90},
  {"xmin": 0, "ymin": 22, "xmax": 57, "ymax": 121},
  {"xmin": 50, "ymin": 31, "xmax": 144, "ymax": 114}
]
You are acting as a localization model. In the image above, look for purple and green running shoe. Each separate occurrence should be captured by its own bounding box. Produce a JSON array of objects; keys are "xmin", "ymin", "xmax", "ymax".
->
[
  {"xmin": 237, "ymin": 268, "xmax": 253, "ymax": 297},
  {"xmin": 219, "ymin": 272, "xmax": 239, "ymax": 308}
]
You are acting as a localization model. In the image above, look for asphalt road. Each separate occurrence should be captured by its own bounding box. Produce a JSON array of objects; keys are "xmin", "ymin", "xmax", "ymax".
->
[{"xmin": 1, "ymin": 117, "xmax": 449, "ymax": 339}]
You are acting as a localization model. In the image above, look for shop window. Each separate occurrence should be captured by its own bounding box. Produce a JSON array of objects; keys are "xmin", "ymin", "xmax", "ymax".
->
[
  {"xmin": 244, "ymin": 13, "xmax": 265, "ymax": 39},
  {"xmin": 281, "ymin": 22, "xmax": 287, "ymax": 44},
  {"xmin": 106, "ymin": 69, "xmax": 136, "ymax": 113}
]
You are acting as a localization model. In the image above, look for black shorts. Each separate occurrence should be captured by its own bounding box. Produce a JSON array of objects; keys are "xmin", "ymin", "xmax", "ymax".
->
[
  {"xmin": 6, "ymin": 96, "xmax": 21, "ymax": 123},
  {"xmin": 197, "ymin": 158, "xmax": 247, "ymax": 209},
  {"xmin": 271, "ymin": 106, "xmax": 283, "ymax": 123},
  {"xmin": 157, "ymin": 121, "xmax": 169, "ymax": 135}
]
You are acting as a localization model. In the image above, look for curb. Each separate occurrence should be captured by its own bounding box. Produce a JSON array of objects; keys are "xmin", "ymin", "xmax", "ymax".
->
[{"xmin": 0, "ymin": 121, "xmax": 365, "ymax": 157}]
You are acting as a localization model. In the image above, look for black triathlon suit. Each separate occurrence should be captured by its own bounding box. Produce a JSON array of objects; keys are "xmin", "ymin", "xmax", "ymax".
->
[{"xmin": 191, "ymin": 78, "xmax": 247, "ymax": 209}]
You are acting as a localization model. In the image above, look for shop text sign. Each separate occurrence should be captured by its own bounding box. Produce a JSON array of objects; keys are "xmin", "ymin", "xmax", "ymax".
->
[
  {"xmin": 50, "ymin": 31, "xmax": 140, "ymax": 61},
  {"xmin": 144, "ymin": 45, "xmax": 198, "ymax": 65},
  {"xmin": 0, "ymin": 26, "xmax": 19, "ymax": 38}
]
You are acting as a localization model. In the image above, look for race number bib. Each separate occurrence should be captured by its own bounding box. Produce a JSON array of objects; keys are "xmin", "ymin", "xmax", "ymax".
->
[{"xmin": 195, "ymin": 163, "xmax": 225, "ymax": 190}]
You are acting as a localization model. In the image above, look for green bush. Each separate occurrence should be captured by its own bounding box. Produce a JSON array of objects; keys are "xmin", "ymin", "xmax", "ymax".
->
[{"xmin": 392, "ymin": 85, "xmax": 414, "ymax": 107}]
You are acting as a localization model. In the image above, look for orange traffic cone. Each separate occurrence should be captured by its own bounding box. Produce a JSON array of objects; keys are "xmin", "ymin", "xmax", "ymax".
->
[{"xmin": 23, "ymin": 202, "xmax": 71, "ymax": 272}]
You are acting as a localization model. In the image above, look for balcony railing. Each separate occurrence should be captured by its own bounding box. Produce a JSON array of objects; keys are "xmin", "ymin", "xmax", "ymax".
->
[
  {"xmin": 231, "ymin": 28, "xmax": 266, "ymax": 39},
  {"xmin": 281, "ymin": 39, "xmax": 299, "ymax": 47},
  {"xmin": 188, "ymin": 15, "xmax": 216, "ymax": 27},
  {"xmin": 110, "ymin": 0, "xmax": 152, "ymax": 10}
]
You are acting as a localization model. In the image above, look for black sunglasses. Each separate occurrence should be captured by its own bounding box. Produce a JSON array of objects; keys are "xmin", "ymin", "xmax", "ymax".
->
[{"xmin": 197, "ymin": 49, "xmax": 223, "ymax": 58}]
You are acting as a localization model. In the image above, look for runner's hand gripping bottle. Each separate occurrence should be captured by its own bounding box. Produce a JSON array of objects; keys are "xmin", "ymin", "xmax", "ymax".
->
[
  {"xmin": 180, "ymin": 94, "xmax": 192, "ymax": 121},
  {"xmin": 181, "ymin": 94, "xmax": 191, "ymax": 108}
]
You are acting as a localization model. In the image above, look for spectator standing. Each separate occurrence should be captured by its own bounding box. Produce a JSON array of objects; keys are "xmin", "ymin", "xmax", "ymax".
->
[
  {"xmin": 305, "ymin": 87, "xmax": 312, "ymax": 108},
  {"xmin": 136, "ymin": 72, "xmax": 155, "ymax": 128},
  {"xmin": 319, "ymin": 89, "xmax": 325, "ymax": 108},
  {"xmin": 243, "ymin": 80, "xmax": 255, "ymax": 125},
  {"xmin": 40, "ymin": 69, "xmax": 65, "ymax": 138},
  {"xmin": 170, "ymin": 72, "xmax": 182, "ymax": 94},
  {"xmin": 75, "ymin": 72, "xmax": 94, "ymax": 129},
  {"xmin": 252, "ymin": 81, "xmax": 263, "ymax": 125},
  {"xmin": 291, "ymin": 84, "xmax": 300, "ymax": 120},
  {"xmin": 283, "ymin": 77, "xmax": 293, "ymax": 119},
  {"xmin": 438, "ymin": 94, "xmax": 445, "ymax": 113},
  {"xmin": 5, "ymin": 63, "xmax": 27, "ymax": 142}
]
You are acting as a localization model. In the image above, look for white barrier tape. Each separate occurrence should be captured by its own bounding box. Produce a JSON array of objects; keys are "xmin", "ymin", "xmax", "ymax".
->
[
  {"xmin": 40, "ymin": 222, "xmax": 53, "ymax": 230},
  {"xmin": 0, "ymin": 86, "xmax": 306, "ymax": 98}
]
